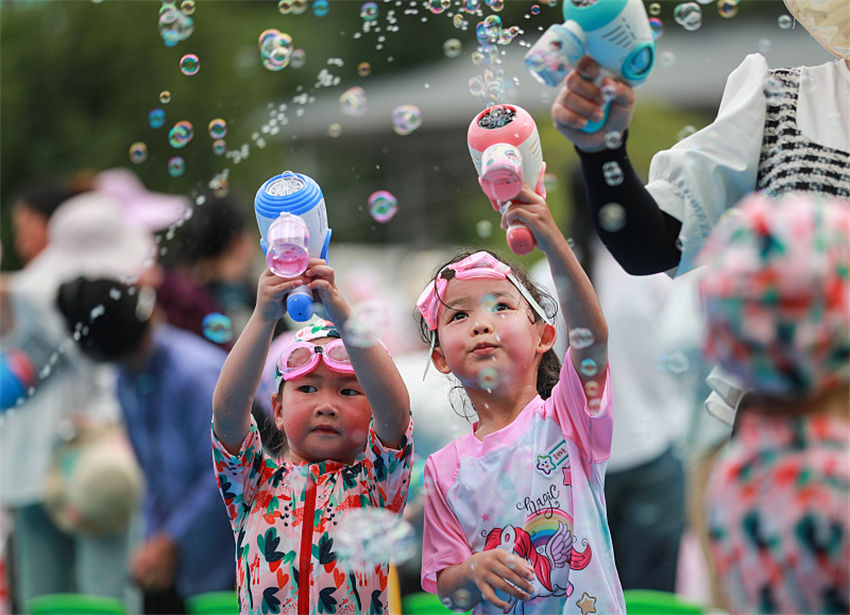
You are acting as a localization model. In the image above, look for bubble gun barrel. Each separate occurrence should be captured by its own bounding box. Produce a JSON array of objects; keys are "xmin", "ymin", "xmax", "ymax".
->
[
  {"xmin": 524, "ymin": 0, "xmax": 655, "ymax": 133},
  {"xmin": 467, "ymin": 104, "xmax": 547, "ymax": 255},
  {"xmin": 254, "ymin": 172, "xmax": 332, "ymax": 322}
]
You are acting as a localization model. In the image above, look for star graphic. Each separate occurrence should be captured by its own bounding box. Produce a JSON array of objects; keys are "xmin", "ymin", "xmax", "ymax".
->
[
  {"xmin": 576, "ymin": 592, "xmax": 597, "ymax": 615},
  {"xmin": 562, "ymin": 466, "xmax": 572, "ymax": 487},
  {"xmin": 481, "ymin": 512, "xmax": 489, "ymax": 522}
]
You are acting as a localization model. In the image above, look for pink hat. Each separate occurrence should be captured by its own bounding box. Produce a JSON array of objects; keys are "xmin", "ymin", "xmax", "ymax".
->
[
  {"xmin": 698, "ymin": 191, "xmax": 850, "ymax": 397},
  {"xmin": 94, "ymin": 168, "xmax": 189, "ymax": 231}
]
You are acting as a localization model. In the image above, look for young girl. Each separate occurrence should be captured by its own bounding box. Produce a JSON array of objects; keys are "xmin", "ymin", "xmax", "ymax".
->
[
  {"xmin": 417, "ymin": 185, "xmax": 624, "ymax": 614},
  {"xmin": 212, "ymin": 259, "xmax": 413, "ymax": 614}
]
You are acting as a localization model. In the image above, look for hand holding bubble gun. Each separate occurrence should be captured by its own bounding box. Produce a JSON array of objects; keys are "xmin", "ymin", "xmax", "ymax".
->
[
  {"xmin": 254, "ymin": 172, "xmax": 332, "ymax": 322},
  {"xmin": 467, "ymin": 104, "xmax": 546, "ymax": 255},
  {"xmin": 524, "ymin": 0, "xmax": 655, "ymax": 133}
]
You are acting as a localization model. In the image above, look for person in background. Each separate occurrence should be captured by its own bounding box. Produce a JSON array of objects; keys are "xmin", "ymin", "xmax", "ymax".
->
[
  {"xmin": 698, "ymin": 192, "xmax": 849, "ymax": 614},
  {"xmin": 56, "ymin": 273, "xmax": 236, "ymax": 614},
  {"xmin": 531, "ymin": 168, "xmax": 688, "ymax": 593},
  {"xmin": 9, "ymin": 179, "xmax": 81, "ymax": 266},
  {"xmin": 551, "ymin": 0, "xmax": 849, "ymax": 426}
]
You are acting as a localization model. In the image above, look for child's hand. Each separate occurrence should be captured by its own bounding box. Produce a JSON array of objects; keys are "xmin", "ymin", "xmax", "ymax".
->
[
  {"xmin": 551, "ymin": 56, "xmax": 635, "ymax": 153},
  {"xmin": 304, "ymin": 258, "xmax": 351, "ymax": 326},
  {"xmin": 500, "ymin": 185, "xmax": 562, "ymax": 256},
  {"xmin": 464, "ymin": 549, "xmax": 536, "ymax": 610},
  {"xmin": 255, "ymin": 268, "xmax": 307, "ymax": 323}
]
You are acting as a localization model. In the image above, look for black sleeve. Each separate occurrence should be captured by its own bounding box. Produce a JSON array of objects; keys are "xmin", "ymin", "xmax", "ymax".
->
[{"xmin": 575, "ymin": 133, "xmax": 683, "ymax": 275}]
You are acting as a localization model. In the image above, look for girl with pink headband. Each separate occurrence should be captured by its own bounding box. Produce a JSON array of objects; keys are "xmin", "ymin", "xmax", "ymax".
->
[
  {"xmin": 211, "ymin": 259, "xmax": 412, "ymax": 614},
  {"xmin": 416, "ymin": 185, "xmax": 625, "ymax": 614}
]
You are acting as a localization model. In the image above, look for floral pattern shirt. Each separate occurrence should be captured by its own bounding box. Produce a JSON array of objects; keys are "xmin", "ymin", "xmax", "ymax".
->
[
  {"xmin": 706, "ymin": 411, "xmax": 849, "ymax": 614},
  {"xmin": 213, "ymin": 417, "xmax": 413, "ymax": 614}
]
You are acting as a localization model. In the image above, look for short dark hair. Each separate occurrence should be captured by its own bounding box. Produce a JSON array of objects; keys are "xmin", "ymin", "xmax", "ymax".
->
[
  {"xmin": 12, "ymin": 179, "xmax": 81, "ymax": 220},
  {"xmin": 417, "ymin": 248, "xmax": 561, "ymax": 404}
]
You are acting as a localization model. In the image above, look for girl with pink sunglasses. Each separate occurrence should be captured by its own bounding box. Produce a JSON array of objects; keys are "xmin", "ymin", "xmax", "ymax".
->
[
  {"xmin": 416, "ymin": 185, "xmax": 624, "ymax": 614},
  {"xmin": 211, "ymin": 258, "xmax": 412, "ymax": 614}
]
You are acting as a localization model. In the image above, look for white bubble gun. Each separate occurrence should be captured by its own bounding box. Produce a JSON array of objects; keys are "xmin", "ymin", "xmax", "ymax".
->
[
  {"xmin": 467, "ymin": 104, "xmax": 546, "ymax": 255},
  {"xmin": 524, "ymin": 0, "xmax": 655, "ymax": 132},
  {"xmin": 254, "ymin": 172, "xmax": 332, "ymax": 322}
]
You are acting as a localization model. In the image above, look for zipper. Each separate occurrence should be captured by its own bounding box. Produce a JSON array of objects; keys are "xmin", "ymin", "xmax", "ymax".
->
[{"xmin": 298, "ymin": 474, "xmax": 317, "ymax": 614}]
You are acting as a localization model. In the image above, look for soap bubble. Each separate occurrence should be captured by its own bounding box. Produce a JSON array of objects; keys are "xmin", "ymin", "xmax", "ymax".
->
[
  {"xmin": 212, "ymin": 139, "xmax": 227, "ymax": 156},
  {"xmin": 777, "ymin": 14, "xmax": 793, "ymax": 29},
  {"xmin": 180, "ymin": 0, "xmax": 195, "ymax": 14},
  {"xmin": 360, "ymin": 1, "xmax": 378, "ymax": 21},
  {"xmin": 659, "ymin": 50, "xmax": 676, "ymax": 69},
  {"xmin": 277, "ymin": 0, "xmax": 294, "ymax": 14},
  {"xmin": 476, "ymin": 220, "xmax": 493, "ymax": 238},
  {"xmin": 368, "ymin": 190, "xmax": 398, "ymax": 223},
  {"xmin": 677, "ymin": 125, "xmax": 696, "ymax": 141},
  {"xmin": 764, "ymin": 77, "xmax": 783, "ymax": 104},
  {"xmin": 290, "ymin": 48, "xmax": 306, "ymax": 69},
  {"xmin": 344, "ymin": 300, "xmax": 387, "ymax": 348},
  {"xmin": 327, "ymin": 123, "xmax": 342, "ymax": 138},
  {"xmin": 485, "ymin": 0, "xmax": 504, "ymax": 11},
  {"xmin": 208, "ymin": 118, "xmax": 227, "ymax": 139},
  {"xmin": 463, "ymin": 0, "xmax": 480, "ymax": 11},
  {"xmin": 580, "ymin": 358, "xmax": 598, "ymax": 378},
  {"xmin": 289, "ymin": 0, "xmax": 308, "ymax": 14},
  {"xmin": 357, "ymin": 62, "xmax": 371, "ymax": 77},
  {"xmin": 673, "ymin": 2, "xmax": 702, "ymax": 31},
  {"xmin": 649, "ymin": 16, "xmax": 664, "ymax": 40},
  {"xmin": 543, "ymin": 173, "xmax": 558, "ymax": 193},
  {"xmin": 148, "ymin": 108, "xmax": 166, "ymax": 129},
  {"xmin": 453, "ymin": 13, "xmax": 468, "ymax": 29},
  {"xmin": 717, "ymin": 0, "xmax": 738, "ymax": 18},
  {"xmin": 158, "ymin": 4, "xmax": 194, "ymax": 47},
  {"xmin": 598, "ymin": 203, "xmax": 626, "ymax": 232},
  {"xmin": 179, "ymin": 53, "xmax": 200, "ymax": 75},
  {"xmin": 603, "ymin": 131, "xmax": 623, "ymax": 149},
  {"xmin": 568, "ymin": 328, "xmax": 594, "ymax": 350},
  {"xmin": 443, "ymin": 38, "xmax": 462, "ymax": 58},
  {"xmin": 478, "ymin": 367, "xmax": 499, "ymax": 391},
  {"xmin": 313, "ymin": 0, "xmax": 329, "ymax": 16},
  {"xmin": 159, "ymin": 90, "xmax": 172, "ymax": 104},
  {"xmin": 428, "ymin": 0, "xmax": 450, "ymax": 14},
  {"xmin": 392, "ymin": 104, "xmax": 422, "ymax": 136},
  {"xmin": 340, "ymin": 86, "xmax": 368, "ymax": 117},
  {"xmin": 602, "ymin": 161, "xmax": 623, "ymax": 186},
  {"xmin": 335, "ymin": 509, "xmax": 417, "ymax": 571},
  {"xmin": 129, "ymin": 142, "xmax": 148, "ymax": 164},
  {"xmin": 530, "ymin": 4, "xmax": 541, "ymax": 15},
  {"xmin": 658, "ymin": 351, "xmax": 690, "ymax": 375},
  {"xmin": 259, "ymin": 29, "xmax": 293, "ymax": 71},
  {"xmin": 168, "ymin": 121, "xmax": 194, "ymax": 148},
  {"xmin": 649, "ymin": 2, "xmax": 661, "ymax": 15},
  {"xmin": 202, "ymin": 313, "xmax": 233, "ymax": 344},
  {"xmin": 167, "ymin": 156, "xmax": 186, "ymax": 178}
]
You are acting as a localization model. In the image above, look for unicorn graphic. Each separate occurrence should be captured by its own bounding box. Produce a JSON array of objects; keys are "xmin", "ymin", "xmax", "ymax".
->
[{"xmin": 483, "ymin": 522, "xmax": 592, "ymax": 614}]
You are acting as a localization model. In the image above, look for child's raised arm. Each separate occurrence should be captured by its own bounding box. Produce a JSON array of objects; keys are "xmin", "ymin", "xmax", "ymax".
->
[
  {"xmin": 212, "ymin": 269, "xmax": 304, "ymax": 453},
  {"xmin": 502, "ymin": 185, "xmax": 609, "ymax": 382},
  {"xmin": 305, "ymin": 258, "xmax": 410, "ymax": 448}
]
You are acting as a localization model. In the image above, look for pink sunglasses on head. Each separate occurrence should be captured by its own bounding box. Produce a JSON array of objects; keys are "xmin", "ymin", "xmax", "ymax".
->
[{"xmin": 277, "ymin": 339, "xmax": 354, "ymax": 382}]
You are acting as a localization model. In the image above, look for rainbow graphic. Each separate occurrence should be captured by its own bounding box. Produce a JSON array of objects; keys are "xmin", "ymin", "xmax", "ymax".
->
[{"xmin": 525, "ymin": 509, "xmax": 574, "ymax": 551}]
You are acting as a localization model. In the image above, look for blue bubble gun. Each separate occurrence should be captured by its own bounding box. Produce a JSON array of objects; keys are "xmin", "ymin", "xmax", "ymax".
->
[
  {"xmin": 524, "ymin": 0, "xmax": 655, "ymax": 132},
  {"xmin": 254, "ymin": 171, "xmax": 332, "ymax": 322}
]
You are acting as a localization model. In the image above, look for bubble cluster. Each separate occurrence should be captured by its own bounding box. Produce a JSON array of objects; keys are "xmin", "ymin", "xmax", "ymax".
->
[
  {"xmin": 259, "ymin": 29, "xmax": 293, "ymax": 71},
  {"xmin": 208, "ymin": 118, "xmax": 227, "ymax": 139},
  {"xmin": 148, "ymin": 108, "xmax": 166, "ymax": 129},
  {"xmin": 335, "ymin": 508, "xmax": 417, "ymax": 571},
  {"xmin": 158, "ymin": 3, "xmax": 194, "ymax": 47},
  {"xmin": 569, "ymin": 328, "xmax": 595, "ymax": 350},
  {"xmin": 202, "ymin": 313, "xmax": 233, "ymax": 344},
  {"xmin": 392, "ymin": 104, "xmax": 422, "ymax": 136},
  {"xmin": 339, "ymin": 86, "xmax": 368, "ymax": 117},
  {"xmin": 598, "ymin": 202, "xmax": 627, "ymax": 232},
  {"xmin": 428, "ymin": 0, "xmax": 450, "ymax": 14},
  {"xmin": 179, "ymin": 53, "xmax": 200, "ymax": 76},
  {"xmin": 673, "ymin": 2, "xmax": 702, "ymax": 31},
  {"xmin": 168, "ymin": 121, "xmax": 194, "ymax": 148},
  {"xmin": 129, "ymin": 141, "xmax": 148, "ymax": 164},
  {"xmin": 602, "ymin": 161, "xmax": 624, "ymax": 186},
  {"xmin": 477, "ymin": 367, "xmax": 499, "ymax": 391},
  {"xmin": 167, "ymin": 156, "xmax": 186, "ymax": 178},
  {"xmin": 443, "ymin": 38, "xmax": 462, "ymax": 58},
  {"xmin": 368, "ymin": 190, "xmax": 398, "ymax": 223}
]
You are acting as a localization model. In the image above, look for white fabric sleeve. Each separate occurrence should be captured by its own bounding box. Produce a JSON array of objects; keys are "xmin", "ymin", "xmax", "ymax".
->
[{"xmin": 646, "ymin": 53, "xmax": 769, "ymax": 277}]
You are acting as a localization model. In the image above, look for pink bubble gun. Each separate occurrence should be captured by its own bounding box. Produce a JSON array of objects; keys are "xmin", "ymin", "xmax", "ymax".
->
[{"xmin": 467, "ymin": 104, "xmax": 546, "ymax": 255}]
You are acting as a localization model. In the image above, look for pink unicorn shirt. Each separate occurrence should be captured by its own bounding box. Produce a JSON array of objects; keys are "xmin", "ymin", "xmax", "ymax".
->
[{"xmin": 421, "ymin": 350, "xmax": 625, "ymax": 614}]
